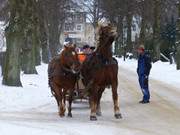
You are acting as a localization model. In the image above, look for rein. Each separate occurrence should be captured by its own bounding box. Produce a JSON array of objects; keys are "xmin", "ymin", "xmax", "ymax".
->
[
  {"xmin": 59, "ymin": 48, "xmax": 80, "ymax": 76},
  {"xmin": 61, "ymin": 65, "xmax": 79, "ymax": 75}
]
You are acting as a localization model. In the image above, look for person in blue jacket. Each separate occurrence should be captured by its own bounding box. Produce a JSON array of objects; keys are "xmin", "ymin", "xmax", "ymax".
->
[{"xmin": 137, "ymin": 45, "xmax": 152, "ymax": 104}]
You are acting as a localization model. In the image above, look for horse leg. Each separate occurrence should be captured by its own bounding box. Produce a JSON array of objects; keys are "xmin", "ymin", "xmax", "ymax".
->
[
  {"xmin": 96, "ymin": 88, "xmax": 104, "ymax": 116},
  {"xmin": 59, "ymin": 88, "xmax": 66, "ymax": 117},
  {"xmin": 90, "ymin": 86, "xmax": 98, "ymax": 121},
  {"xmin": 51, "ymin": 88, "xmax": 59, "ymax": 107},
  {"xmin": 51, "ymin": 83, "xmax": 65, "ymax": 117},
  {"xmin": 67, "ymin": 90, "xmax": 73, "ymax": 117},
  {"xmin": 112, "ymin": 82, "xmax": 122, "ymax": 119}
]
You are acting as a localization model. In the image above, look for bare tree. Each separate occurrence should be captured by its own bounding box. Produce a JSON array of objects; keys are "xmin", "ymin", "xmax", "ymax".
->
[
  {"xmin": 176, "ymin": 0, "xmax": 180, "ymax": 70},
  {"xmin": 3, "ymin": 0, "xmax": 26, "ymax": 86}
]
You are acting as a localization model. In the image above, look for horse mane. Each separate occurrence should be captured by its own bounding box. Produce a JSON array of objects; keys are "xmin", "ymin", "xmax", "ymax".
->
[
  {"xmin": 95, "ymin": 24, "xmax": 115, "ymax": 59},
  {"xmin": 59, "ymin": 45, "xmax": 76, "ymax": 66}
]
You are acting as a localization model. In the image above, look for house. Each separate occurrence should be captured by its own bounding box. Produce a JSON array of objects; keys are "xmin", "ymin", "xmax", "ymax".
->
[
  {"xmin": 0, "ymin": 21, "xmax": 5, "ymax": 52},
  {"xmin": 60, "ymin": 0, "xmax": 95, "ymax": 47}
]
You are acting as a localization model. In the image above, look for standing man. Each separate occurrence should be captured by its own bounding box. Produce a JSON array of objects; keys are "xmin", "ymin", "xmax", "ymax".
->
[{"xmin": 137, "ymin": 45, "xmax": 152, "ymax": 104}]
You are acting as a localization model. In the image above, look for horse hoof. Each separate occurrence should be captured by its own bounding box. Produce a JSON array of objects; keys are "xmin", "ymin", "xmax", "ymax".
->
[
  {"xmin": 96, "ymin": 112, "xmax": 102, "ymax": 116},
  {"xmin": 59, "ymin": 114, "xmax": 65, "ymax": 117},
  {"xmin": 90, "ymin": 116, "xmax": 97, "ymax": 121},
  {"xmin": 59, "ymin": 112, "xmax": 65, "ymax": 117},
  {"xmin": 67, "ymin": 113, "xmax": 72, "ymax": 117},
  {"xmin": 114, "ymin": 113, "xmax": 122, "ymax": 119}
]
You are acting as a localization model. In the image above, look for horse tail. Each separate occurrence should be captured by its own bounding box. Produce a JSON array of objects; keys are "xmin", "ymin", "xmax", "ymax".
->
[
  {"xmin": 48, "ymin": 62, "xmax": 53, "ymax": 88},
  {"xmin": 48, "ymin": 63, "xmax": 56, "ymax": 97},
  {"xmin": 113, "ymin": 57, "xmax": 118, "ymax": 65}
]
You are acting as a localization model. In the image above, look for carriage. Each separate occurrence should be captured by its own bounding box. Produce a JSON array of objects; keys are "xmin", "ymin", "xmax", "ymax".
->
[
  {"xmin": 68, "ymin": 52, "xmax": 89, "ymax": 101},
  {"xmin": 48, "ymin": 23, "xmax": 122, "ymax": 120}
]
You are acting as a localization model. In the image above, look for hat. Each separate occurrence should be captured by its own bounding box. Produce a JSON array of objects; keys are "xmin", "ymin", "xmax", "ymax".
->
[
  {"xmin": 90, "ymin": 46, "xmax": 95, "ymax": 50},
  {"xmin": 83, "ymin": 45, "xmax": 90, "ymax": 49},
  {"xmin": 138, "ymin": 45, "xmax": 145, "ymax": 51},
  {"xmin": 64, "ymin": 41, "xmax": 70, "ymax": 47}
]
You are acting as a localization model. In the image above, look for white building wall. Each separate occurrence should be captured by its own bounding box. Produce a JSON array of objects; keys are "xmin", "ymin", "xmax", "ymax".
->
[{"xmin": 0, "ymin": 21, "xmax": 6, "ymax": 52}]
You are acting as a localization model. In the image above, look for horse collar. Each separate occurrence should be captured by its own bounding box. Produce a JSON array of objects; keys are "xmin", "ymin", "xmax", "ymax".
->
[{"xmin": 96, "ymin": 53, "xmax": 116, "ymax": 66}]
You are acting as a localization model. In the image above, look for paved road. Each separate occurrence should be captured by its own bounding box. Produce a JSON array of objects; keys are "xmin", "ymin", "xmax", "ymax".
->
[{"xmin": 116, "ymin": 67, "xmax": 180, "ymax": 135}]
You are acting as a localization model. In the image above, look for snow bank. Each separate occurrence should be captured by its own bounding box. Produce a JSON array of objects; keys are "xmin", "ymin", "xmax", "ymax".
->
[
  {"xmin": 0, "ymin": 64, "xmax": 53, "ymax": 111},
  {"xmin": 118, "ymin": 58, "xmax": 180, "ymax": 88}
]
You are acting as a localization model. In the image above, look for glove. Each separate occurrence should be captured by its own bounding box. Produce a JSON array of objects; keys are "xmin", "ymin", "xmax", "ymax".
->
[{"xmin": 144, "ymin": 75, "xmax": 148, "ymax": 85}]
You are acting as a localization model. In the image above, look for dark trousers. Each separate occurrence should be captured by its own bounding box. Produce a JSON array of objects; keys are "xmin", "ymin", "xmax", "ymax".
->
[{"xmin": 138, "ymin": 75, "xmax": 150, "ymax": 101}]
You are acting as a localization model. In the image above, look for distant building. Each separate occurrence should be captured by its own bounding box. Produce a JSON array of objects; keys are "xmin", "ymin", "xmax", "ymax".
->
[
  {"xmin": 84, "ymin": 23, "xmax": 95, "ymax": 46},
  {"xmin": 0, "ymin": 21, "xmax": 5, "ymax": 52},
  {"xmin": 63, "ymin": 12, "xmax": 86, "ymax": 44},
  {"xmin": 60, "ymin": 2, "xmax": 95, "ymax": 47}
]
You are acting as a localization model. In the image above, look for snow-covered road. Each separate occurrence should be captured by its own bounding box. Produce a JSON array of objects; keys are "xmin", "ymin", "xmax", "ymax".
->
[{"xmin": 0, "ymin": 65, "xmax": 180, "ymax": 135}]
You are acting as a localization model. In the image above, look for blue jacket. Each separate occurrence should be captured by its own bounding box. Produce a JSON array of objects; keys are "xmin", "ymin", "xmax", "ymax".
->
[{"xmin": 137, "ymin": 52, "xmax": 152, "ymax": 76}]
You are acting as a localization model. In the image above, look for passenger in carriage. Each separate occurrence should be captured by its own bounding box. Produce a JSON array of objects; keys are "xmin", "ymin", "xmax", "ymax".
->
[
  {"xmin": 83, "ymin": 45, "xmax": 96, "ymax": 60},
  {"xmin": 82, "ymin": 44, "xmax": 91, "ymax": 54},
  {"xmin": 77, "ymin": 45, "xmax": 90, "ymax": 63},
  {"xmin": 90, "ymin": 46, "xmax": 95, "ymax": 52},
  {"xmin": 77, "ymin": 45, "xmax": 96, "ymax": 63}
]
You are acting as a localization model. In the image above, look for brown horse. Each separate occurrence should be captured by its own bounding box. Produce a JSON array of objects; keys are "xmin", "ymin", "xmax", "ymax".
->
[
  {"xmin": 48, "ymin": 45, "xmax": 81, "ymax": 117},
  {"xmin": 81, "ymin": 24, "xmax": 122, "ymax": 121}
]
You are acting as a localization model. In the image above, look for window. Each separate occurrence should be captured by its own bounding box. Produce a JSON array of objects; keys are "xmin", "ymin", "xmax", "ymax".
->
[
  {"xmin": 132, "ymin": 24, "xmax": 136, "ymax": 31},
  {"xmin": 65, "ymin": 23, "xmax": 74, "ymax": 31},
  {"xmin": 76, "ymin": 38, "xmax": 81, "ymax": 42},
  {"xmin": 76, "ymin": 25, "xmax": 82, "ymax": 31}
]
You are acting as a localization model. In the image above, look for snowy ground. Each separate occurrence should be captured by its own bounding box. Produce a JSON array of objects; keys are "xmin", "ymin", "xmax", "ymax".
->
[
  {"xmin": 0, "ymin": 64, "xmax": 134, "ymax": 135},
  {"xmin": 0, "ymin": 60, "xmax": 180, "ymax": 135}
]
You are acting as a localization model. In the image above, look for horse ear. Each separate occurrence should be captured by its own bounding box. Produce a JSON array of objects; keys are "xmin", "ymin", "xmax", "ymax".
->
[
  {"xmin": 64, "ymin": 45, "xmax": 68, "ymax": 50},
  {"xmin": 72, "ymin": 44, "xmax": 76, "ymax": 48}
]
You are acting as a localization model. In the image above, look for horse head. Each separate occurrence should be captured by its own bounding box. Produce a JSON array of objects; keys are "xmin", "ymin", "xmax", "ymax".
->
[
  {"xmin": 60, "ymin": 44, "xmax": 81, "ymax": 74},
  {"xmin": 97, "ymin": 24, "xmax": 117, "ymax": 47}
]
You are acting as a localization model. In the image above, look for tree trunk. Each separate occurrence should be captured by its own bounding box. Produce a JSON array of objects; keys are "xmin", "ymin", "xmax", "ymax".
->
[
  {"xmin": 139, "ymin": 1, "xmax": 145, "ymax": 45},
  {"xmin": 48, "ymin": 22, "xmax": 60, "ymax": 58},
  {"xmin": 3, "ymin": 23, "xmax": 22, "ymax": 86},
  {"xmin": 47, "ymin": 2, "xmax": 61, "ymax": 58},
  {"xmin": 34, "ymin": 27, "xmax": 41, "ymax": 66},
  {"xmin": 21, "ymin": 0, "xmax": 38, "ymax": 74},
  {"xmin": 22, "ymin": 31, "xmax": 37, "ymax": 74},
  {"xmin": 140, "ymin": 16, "xmax": 146, "ymax": 45},
  {"xmin": 38, "ymin": 4, "xmax": 49, "ymax": 63},
  {"xmin": 2, "ymin": 0, "xmax": 25, "ymax": 86},
  {"xmin": 127, "ymin": 12, "xmax": 133, "ymax": 53},
  {"xmin": 176, "ymin": 46, "xmax": 180, "ymax": 70},
  {"xmin": 140, "ymin": 17, "xmax": 145, "ymax": 45},
  {"xmin": 33, "ymin": 2, "xmax": 41, "ymax": 66},
  {"xmin": 40, "ymin": 23, "xmax": 49, "ymax": 63},
  {"xmin": 176, "ymin": 2, "xmax": 180, "ymax": 70},
  {"xmin": 153, "ymin": 0, "xmax": 161, "ymax": 61},
  {"xmin": 115, "ymin": 15, "xmax": 124, "ymax": 56},
  {"xmin": 0, "ymin": 52, "xmax": 5, "ymax": 76}
]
